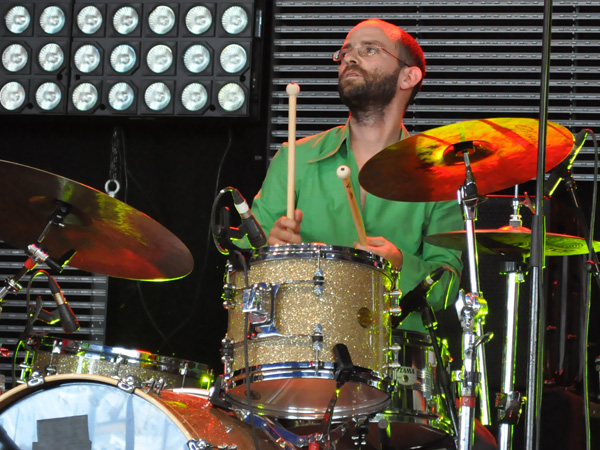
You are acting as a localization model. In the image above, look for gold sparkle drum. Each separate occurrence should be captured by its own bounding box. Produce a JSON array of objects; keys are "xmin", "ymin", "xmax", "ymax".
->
[
  {"xmin": 0, "ymin": 374, "xmax": 280, "ymax": 450},
  {"xmin": 30, "ymin": 338, "xmax": 212, "ymax": 390},
  {"xmin": 222, "ymin": 244, "xmax": 393, "ymax": 419},
  {"xmin": 367, "ymin": 331, "xmax": 453, "ymax": 449}
]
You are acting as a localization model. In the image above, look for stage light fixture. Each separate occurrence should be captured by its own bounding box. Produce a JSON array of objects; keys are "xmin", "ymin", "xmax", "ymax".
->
[
  {"xmin": 74, "ymin": 44, "xmax": 101, "ymax": 73},
  {"xmin": 39, "ymin": 6, "xmax": 66, "ymax": 34},
  {"xmin": 38, "ymin": 43, "xmax": 65, "ymax": 72},
  {"xmin": 5, "ymin": 6, "xmax": 31, "ymax": 34},
  {"xmin": 148, "ymin": 5, "xmax": 175, "ymax": 35},
  {"xmin": 2, "ymin": 44, "xmax": 28, "ymax": 72},
  {"xmin": 184, "ymin": 44, "xmax": 210, "ymax": 73},
  {"xmin": 220, "ymin": 44, "xmax": 247, "ymax": 74},
  {"xmin": 77, "ymin": 6, "xmax": 103, "ymax": 34},
  {"xmin": 0, "ymin": 81, "xmax": 26, "ymax": 110},
  {"xmin": 218, "ymin": 82, "xmax": 245, "ymax": 112},
  {"xmin": 108, "ymin": 82, "xmax": 135, "ymax": 111},
  {"xmin": 221, "ymin": 6, "xmax": 248, "ymax": 35},
  {"xmin": 35, "ymin": 82, "xmax": 62, "ymax": 110},
  {"xmin": 110, "ymin": 44, "xmax": 137, "ymax": 73},
  {"xmin": 146, "ymin": 44, "xmax": 173, "ymax": 73},
  {"xmin": 144, "ymin": 82, "xmax": 171, "ymax": 111},
  {"xmin": 72, "ymin": 82, "xmax": 98, "ymax": 111},
  {"xmin": 181, "ymin": 82, "xmax": 208, "ymax": 111},
  {"xmin": 113, "ymin": 6, "xmax": 139, "ymax": 35},
  {"xmin": 1, "ymin": 1, "xmax": 262, "ymax": 118},
  {"xmin": 185, "ymin": 6, "xmax": 212, "ymax": 35}
]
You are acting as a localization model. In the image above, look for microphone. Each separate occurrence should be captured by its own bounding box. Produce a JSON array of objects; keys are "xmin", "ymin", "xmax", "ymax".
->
[
  {"xmin": 544, "ymin": 129, "xmax": 589, "ymax": 198},
  {"xmin": 392, "ymin": 267, "xmax": 445, "ymax": 326},
  {"xmin": 232, "ymin": 188, "xmax": 267, "ymax": 248},
  {"xmin": 48, "ymin": 278, "xmax": 80, "ymax": 334}
]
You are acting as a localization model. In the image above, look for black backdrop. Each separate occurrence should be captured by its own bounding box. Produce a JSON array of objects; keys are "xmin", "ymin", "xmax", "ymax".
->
[{"xmin": 0, "ymin": 114, "xmax": 267, "ymax": 374}]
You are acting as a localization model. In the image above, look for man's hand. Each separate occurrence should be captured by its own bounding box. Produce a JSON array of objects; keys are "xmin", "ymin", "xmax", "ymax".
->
[
  {"xmin": 355, "ymin": 236, "xmax": 403, "ymax": 269},
  {"xmin": 268, "ymin": 209, "xmax": 303, "ymax": 245}
]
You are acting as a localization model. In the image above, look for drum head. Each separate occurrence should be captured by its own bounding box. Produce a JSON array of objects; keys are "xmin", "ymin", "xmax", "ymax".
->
[{"xmin": 0, "ymin": 374, "xmax": 190, "ymax": 449}]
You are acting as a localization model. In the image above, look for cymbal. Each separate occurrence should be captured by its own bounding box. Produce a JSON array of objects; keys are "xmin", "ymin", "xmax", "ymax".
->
[
  {"xmin": 425, "ymin": 225, "xmax": 600, "ymax": 257},
  {"xmin": 0, "ymin": 160, "xmax": 193, "ymax": 281},
  {"xmin": 359, "ymin": 118, "xmax": 574, "ymax": 202}
]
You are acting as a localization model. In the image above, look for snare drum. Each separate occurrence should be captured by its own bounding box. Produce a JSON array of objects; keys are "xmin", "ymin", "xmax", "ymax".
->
[
  {"xmin": 223, "ymin": 244, "xmax": 393, "ymax": 419},
  {"xmin": 367, "ymin": 331, "xmax": 454, "ymax": 449},
  {"xmin": 30, "ymin": 338, "xmax": 212, "ymax": 390},
  {"xmin": 0, "ymin": 374, "xmax": 280, "ymax": 450}
]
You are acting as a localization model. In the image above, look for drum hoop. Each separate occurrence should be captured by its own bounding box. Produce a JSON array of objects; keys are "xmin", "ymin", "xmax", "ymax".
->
[
  {"xmin": 32, "ymin": 339, "xmax": 210, "ymax": 374},
  {"xmin": 252, "ymin": 244, "xmax": 391, "ymax": 275},
  {"xmin": 0, "ymin": 374, "xmax": 194, "ymax": 440},
  {"xmin": 224, "ymin": 362, "xmax": 392, "ymax": 393}
]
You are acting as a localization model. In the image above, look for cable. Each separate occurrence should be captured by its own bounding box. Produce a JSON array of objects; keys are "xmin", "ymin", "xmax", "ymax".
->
[
  {"xmin": 236, "ymin": 250, "xmax": 261, "ymax": 450},
  {"xmin": 158, "ymin": 127, "xmax": 234, "ymax": 350}
]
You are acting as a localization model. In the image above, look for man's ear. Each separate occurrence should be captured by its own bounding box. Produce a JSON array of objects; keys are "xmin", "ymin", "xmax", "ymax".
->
[{"xmin": 398, "ymin": 66, "xmax": 423, "ymax": 90}]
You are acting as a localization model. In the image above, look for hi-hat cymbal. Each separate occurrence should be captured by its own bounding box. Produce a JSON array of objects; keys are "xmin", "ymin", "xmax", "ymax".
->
[
  {"xmin": 359, "ymin": 118, "xmax": 574, "ymax": 202},
  {"xmin": 0, "ymin": 160, "xmax": 193, "ymax": 281},
  {"xmin": 425, "ymin": 225, "xmax": 600, "ymax": 257}
]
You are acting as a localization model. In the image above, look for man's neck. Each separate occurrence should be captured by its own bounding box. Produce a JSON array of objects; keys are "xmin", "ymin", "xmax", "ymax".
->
[{"xmin": 349, "ymin": 110, "xmax": 405, "ymax": 170}]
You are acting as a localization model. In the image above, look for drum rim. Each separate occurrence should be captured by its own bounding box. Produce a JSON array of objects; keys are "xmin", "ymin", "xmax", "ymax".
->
[
  {"xmin": 31, "ymin": 338, "xmax": 211, "ymax": 374},
  {"xmin": 251, "ymin": 244, "xmax": 392, "ymax": 274}
]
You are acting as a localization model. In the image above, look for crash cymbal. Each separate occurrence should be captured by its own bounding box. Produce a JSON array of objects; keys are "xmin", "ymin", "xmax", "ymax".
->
[
  {"xmin": 359, "ymin": 118, "xmax": 574, "ymax": 202},
  {"xmin": 0, "ymin": 160, "xmax": 193, "ymax": 281},
  {"xmin": 425, "ymin": 225, "xmax": 600, "ymax": 257}
]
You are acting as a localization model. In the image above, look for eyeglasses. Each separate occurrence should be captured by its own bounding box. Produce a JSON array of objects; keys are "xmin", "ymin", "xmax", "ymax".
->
[{"xmin": 332, "ymin": 44, "xmax": 408, "ymax": 66}]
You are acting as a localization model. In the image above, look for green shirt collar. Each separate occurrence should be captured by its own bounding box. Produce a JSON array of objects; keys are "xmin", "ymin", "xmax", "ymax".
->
[{"xmin": 308, "ymin": 119, "xmax": 410, "ymax": 164}]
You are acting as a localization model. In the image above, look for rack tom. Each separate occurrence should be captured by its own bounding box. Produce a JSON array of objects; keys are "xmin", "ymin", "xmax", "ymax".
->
[{"xmin": 222, "ymin": 244, "xmax": 393, "ymax": 419}]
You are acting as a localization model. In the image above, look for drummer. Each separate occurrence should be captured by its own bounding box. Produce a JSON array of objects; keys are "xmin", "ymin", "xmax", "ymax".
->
[{"xmin": 250, "ymin": 18, "xmax": 463, "ymax": 335}]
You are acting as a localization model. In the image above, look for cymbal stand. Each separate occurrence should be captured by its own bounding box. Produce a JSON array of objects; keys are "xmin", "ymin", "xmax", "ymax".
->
[
  {"xmin": 455, "ymin": 144, "xmax": 492, "ymax": 449},
  {"xmin": 496, "ymin": 190, "xmax": 527, "ymax": 450}
]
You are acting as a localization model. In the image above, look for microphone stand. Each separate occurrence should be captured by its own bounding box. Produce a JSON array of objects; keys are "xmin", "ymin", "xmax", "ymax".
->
[
  {"xmin": 455, "ymin": 144, "xmax": 492, "ymax": 450},
  {"xmin": 555, "ymin": 171, "xmax": 599, "ymax": 450},
  {"xmin": 525, "ymin": 0, "xmax": 553, "ymax": 447},
  {"xmin": 0, "ymin": 202, "xmax": 74, "ymax": 304}
]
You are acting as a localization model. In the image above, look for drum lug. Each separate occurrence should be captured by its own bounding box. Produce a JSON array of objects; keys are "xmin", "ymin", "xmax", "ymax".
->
[
  {"xmin": 385, "ymin": 290, "xmax": 402, "ymax": 316},
  {"xmin": 26, "ymin": 374, "xmax": 45, "ymax": 388},
  {"xmin": 141, "ymin": 376, "xmax": 167, "ymax": 395},
  {"xmin": 313, "ymin": 267, "xmax": 325, "ymax": 295},
  {"xmin": 222, "ymin": 282, "xmax": 236, "ymax": 310},
  {"xmin": 221, "ymin": 336, "xmax": 234, "ymax": 375},
  {"xmin": 117, "ymin": 379, "xmax": 136, "ymax": 393},
  {"xmin": 311, "ymin": 324, "xmax": 324, "ymax": 371}
]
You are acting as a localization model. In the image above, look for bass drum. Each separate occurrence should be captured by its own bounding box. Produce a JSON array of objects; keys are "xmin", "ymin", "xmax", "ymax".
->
[{"xmin": 0, "ymin": 374, "xmax": 280, "ymax": 450}]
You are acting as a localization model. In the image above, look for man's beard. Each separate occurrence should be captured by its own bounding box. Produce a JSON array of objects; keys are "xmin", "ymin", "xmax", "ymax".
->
[{"xmin": 338, "ymin": 65, "xmax": 401, "ymax": 120}]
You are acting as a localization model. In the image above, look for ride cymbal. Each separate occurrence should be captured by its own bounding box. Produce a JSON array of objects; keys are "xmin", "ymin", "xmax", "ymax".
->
[
  {"xmin": 0, "ymin": 160, "xmax": 193, "ymax": 281},
  {"xmin": 359, "ymin": 118, "xmax": 574, "ymax": 202},
  {"xmin": 425, "ymin": 225, "xmax": 600, "ymax": 257}
]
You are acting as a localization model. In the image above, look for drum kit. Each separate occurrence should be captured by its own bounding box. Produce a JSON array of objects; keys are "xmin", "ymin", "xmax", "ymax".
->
[{"xmin": 0, "ymin": 117, "xmax": 595, "ymax": 450}]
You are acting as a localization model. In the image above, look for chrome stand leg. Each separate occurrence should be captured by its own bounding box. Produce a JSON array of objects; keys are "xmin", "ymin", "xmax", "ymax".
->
[{"xmin": 497, "ymin": 261, "xmax": 527, "ymax": 450}]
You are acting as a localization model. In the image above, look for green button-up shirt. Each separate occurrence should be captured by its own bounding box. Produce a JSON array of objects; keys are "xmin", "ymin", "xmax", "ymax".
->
[{"xmin": 251, "ymin": 121, "xmax": 464, "ymax": 332}]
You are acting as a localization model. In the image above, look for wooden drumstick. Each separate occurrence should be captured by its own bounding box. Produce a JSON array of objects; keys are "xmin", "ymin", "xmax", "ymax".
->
[
  {"xmin": 336, "ymin": 165, "xmax": 368, "ymax": 246},
  {"xmin": 286, "ymin": 83, "xmax": 300, "ymax": 220}
]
